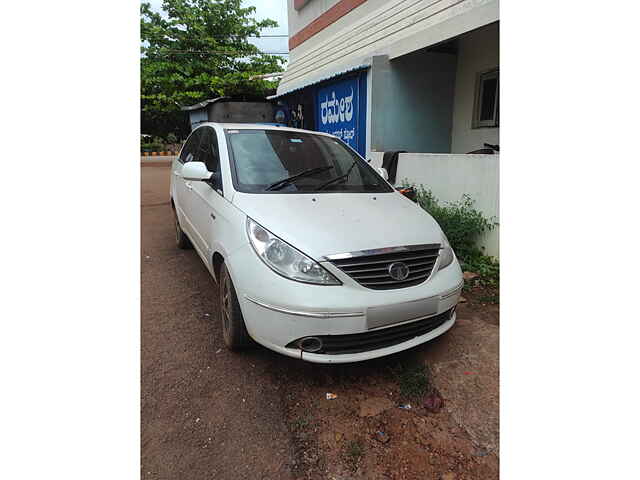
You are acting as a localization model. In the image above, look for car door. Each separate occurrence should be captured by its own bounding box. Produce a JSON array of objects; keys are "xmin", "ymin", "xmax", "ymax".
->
[
  {"xmin": 172, "ymin": 128, "xmax": 202, "ymax": 239},
  {"xmin": 188, "ymin": 126, "xmax": 227, "ymax": 261}
]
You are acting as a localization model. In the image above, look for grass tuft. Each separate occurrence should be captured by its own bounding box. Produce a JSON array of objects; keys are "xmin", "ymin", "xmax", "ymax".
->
[
  {"xmin": 343, "ymin": 439, "xmax": 364, "ymax": 470},
  {"xmin": 393, "ymin": 363, "xmax": 432, "ymax": 401}
]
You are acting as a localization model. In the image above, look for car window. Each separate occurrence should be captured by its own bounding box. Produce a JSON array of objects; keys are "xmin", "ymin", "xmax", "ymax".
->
[
  {"xmin": 225, "ymin": 130, "xmax": 392, "ymax": 194},
  {"xmin": 179, "ymin": 129, "xmax": 202, "ymax": 164},
  {"xmin": 197, "ymin": 127, "xmax": 220, "ymax": 173},
  {"xmin": 228, "ymin": 130, "xmax": 288, "ymax": 186}
]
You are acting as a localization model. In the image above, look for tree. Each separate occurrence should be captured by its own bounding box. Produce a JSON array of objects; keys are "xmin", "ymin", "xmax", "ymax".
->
[{"xmin": 141, "ymin": 0, "xmax": 285, "ymax": 138}]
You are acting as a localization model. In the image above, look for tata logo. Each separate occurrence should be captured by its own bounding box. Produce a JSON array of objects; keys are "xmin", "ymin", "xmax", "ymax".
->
[{"xmin": 388, "ymin": 262, "xmax": 410, "ymax": 281}]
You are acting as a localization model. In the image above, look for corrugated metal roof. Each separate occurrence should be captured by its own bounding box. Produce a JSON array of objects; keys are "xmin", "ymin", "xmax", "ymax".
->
[
  {"xmin": 180, "ymin": 97, "xmax": 229, "ymax": 111},
  {"xmin": 180, "ymin": 95, "xmax": 273, "ymax": 111},
  {"xmin": 268, "ymin": 63, "xmax": 370, "ymax": 99}
]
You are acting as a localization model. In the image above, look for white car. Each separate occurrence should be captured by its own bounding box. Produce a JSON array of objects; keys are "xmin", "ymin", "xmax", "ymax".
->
[{"xmin": 170, "ymin": 123, "xmax": 463, "ymax": 363}]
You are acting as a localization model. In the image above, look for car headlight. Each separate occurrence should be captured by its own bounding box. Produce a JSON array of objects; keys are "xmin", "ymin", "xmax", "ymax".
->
[
  {"xmin": 437, "ymin": 232, "xmax": 455, "ymax": 271},
  {"xmin": 246, "ymin": 218, "xmax": 341, "ymax": 285}
]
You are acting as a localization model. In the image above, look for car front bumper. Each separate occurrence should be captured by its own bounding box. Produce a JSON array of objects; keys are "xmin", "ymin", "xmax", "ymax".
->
[{"xmin": 226, "ymin": 243, "xmax": 463, "ymax": 364}]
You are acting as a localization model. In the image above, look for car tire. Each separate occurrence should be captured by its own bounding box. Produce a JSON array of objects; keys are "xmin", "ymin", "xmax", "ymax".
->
[
  {"xmin": 219, "ymin": 262, "xmax": 252, "ymax": 350},
  {"xmin": 173, "ymin": 207, "xmax": 192, "ymax": 249}
]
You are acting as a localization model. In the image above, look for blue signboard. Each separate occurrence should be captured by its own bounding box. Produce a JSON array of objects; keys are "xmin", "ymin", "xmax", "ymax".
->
[{"xmin": 316, "ymin": 74, "xmax": 366, "ymax": 155}]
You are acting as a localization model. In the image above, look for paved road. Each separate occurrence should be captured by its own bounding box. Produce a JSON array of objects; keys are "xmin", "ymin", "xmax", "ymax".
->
[
  {"xmin": 141, "ymin": 165, "xmax": 296, "ymax": 479},
  {"xmin": 140, "ymin": 155, "xmax": 176, "ymax": 167}
]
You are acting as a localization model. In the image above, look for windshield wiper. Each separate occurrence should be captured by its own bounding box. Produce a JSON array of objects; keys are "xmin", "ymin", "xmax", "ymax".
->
[
  {"xmin": 315, "ymin": 159, "xmax": 358, "ymax": 191},
  {"xmin": 265, "ymin": 166, "xmax": 334, "ymax": 191}
]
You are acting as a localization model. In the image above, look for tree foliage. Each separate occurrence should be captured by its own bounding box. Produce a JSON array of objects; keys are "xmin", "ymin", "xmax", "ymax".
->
[{"xmin": 141, "ymin": 0, "xmax": 285, "ymax": 137}]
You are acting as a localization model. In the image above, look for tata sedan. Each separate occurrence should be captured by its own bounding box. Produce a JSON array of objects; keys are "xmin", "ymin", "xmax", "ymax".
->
[{"xmin": 170, "ymin": 123, "xmax": 463, "ymax": 363}]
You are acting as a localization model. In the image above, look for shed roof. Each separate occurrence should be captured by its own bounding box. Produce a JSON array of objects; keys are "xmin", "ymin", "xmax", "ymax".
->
[{"xmin": 180, "ymin": 95, "xmax": 272, "ymax": 111}]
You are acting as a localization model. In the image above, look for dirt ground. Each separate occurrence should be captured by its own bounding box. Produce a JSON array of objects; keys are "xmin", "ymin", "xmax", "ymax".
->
[{"xmin": 141, "ymin": 164, "xmax": 499, "ymax": 479}]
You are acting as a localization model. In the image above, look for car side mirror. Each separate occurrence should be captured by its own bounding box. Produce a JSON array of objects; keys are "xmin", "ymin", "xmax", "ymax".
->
[
  {"xmin": 181, "ymin": 161, "xmax": 212, "ymax": 181},
  {"xmin": 377, "ymin": 167, "xmax": 389, "ymax": 181},
  {"xmin": 397, "ymin": 186, "xmax": 417, "ymax": 202}
]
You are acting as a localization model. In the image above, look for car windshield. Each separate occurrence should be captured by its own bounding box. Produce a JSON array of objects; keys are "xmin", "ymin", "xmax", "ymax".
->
[{"xmin": 225, "ymin": 129, "xmax": 393, "ymax": 194}]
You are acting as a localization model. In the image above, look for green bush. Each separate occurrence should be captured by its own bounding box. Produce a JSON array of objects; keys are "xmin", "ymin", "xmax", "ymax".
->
[
  {"xmin": 141, "ymin": 134, "xmax": 180, "ymax": 152},
  {"xmin": 410, "ymin": 184, "xmax": 497, "ymax": 262},
  {"xmin": 464, "ymin": 254, "xmax": 500, "ymax": 290},
  {"xmin": 141, "ymin": 142, "xmax": 163, "ymax": 152},
  {"xmin": 405, "ymin": 183, "xmax": 500, "ymax": 294}
]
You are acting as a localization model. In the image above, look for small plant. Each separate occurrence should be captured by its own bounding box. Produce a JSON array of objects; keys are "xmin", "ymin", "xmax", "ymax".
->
[
  {"xmin": 408, "ymin": 184, "xmax": 497, "ymax": 262},
  {"xmin": 463, "ymin": 254, "xmax": 500, "ymax": 290},
  {"xmin": 393, "ymin": 363, "xmax": 433, "ymax": 401},
  {"xmin": 402, "ymin": 183, "xmax": 500, "ymax": 298},
  {"xmin": 478, "ymin": 293, "xmax": 499, "ymax": 304},
  {"xmin": 291, "ymin": 417, "xmax": 309, "ymax": 430},
  {"xmin": 343, "ymin": 439, "xmax": 364, "ymax": 470}
]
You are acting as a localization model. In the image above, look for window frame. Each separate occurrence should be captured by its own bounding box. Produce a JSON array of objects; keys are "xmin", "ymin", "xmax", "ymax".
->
[
  {"xmin": 198, "ymin": 126, "xmax": 224, "ymax": 194},
  {"xmin": 473, "ymin": 68, "xmax": 499, "ymax": 129},
  {"xmin": 196, "ymin": 126, "xmax": 221, "ymax": 174},
  {"xmin": 178, "ymin": 128, "xmax": 202, "ymax": 164},
  {"xmin": 223, "ymin": 128, "xmax": 394, "ymax": 195}
]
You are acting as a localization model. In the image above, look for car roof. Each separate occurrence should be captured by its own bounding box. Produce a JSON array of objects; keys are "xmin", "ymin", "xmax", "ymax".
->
[{"xmin": 195, "ymin": 122, "xmax": 335, "ymax": 137}]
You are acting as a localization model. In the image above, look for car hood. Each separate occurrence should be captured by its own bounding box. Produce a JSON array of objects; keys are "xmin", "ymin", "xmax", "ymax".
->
[{"xmin": 232, "ymin": 191, "xmax": 444, "ymax": 260}]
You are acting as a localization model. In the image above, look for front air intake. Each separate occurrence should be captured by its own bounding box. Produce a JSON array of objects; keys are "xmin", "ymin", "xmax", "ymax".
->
[{"xmin": 327, "ymin": 244, "xmax": 440, "ymax": 290}]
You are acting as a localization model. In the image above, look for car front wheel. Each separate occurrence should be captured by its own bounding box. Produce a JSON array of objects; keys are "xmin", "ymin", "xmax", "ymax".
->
[
  {"xmin": 219, "ymin": 262, "xmax": 252, "ymax": 350},
  {"xmin": 173, "ymin": 207, "xmax": 191, "ymax": 249}
]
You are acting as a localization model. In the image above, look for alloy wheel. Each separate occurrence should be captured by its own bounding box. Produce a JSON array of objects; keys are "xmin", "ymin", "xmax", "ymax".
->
[{"xmin": 221, "ymin": 274, "xmax": 231, "ymax": 334}]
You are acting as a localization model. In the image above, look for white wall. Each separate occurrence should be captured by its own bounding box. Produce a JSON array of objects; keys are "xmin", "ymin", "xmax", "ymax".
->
[
  {"xmin": 279, "ymin": 0, "xmax": 499, "ymax": 95},
  {"xmin": 450, "ymin": 22, "xmax": 499, "ymax": 153},
  {"xmin": 288, "ymin": 0, "xmax": 341, "ymax": 37},
  {"xmin": 369, "ymin": 51, "xmax": 457, "ymax": 153},
  {"xmin": 370, "ymin": 152, "xmax": 499, "ymax": 258}
]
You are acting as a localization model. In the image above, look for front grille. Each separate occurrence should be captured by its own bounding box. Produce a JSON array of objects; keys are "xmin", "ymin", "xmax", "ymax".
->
[
  {"xmin": 328, "ymin": 244, "xmax": 441, "ymax": 290},
  {"xmin": 287, "ymin": 308, "xmax": 454, "ymax": 355}
]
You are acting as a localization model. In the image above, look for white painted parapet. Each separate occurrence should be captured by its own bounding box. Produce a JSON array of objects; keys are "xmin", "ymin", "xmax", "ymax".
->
[{"xmin": 371, "ymin": 153, "xmax": 499, "ymax": 258}]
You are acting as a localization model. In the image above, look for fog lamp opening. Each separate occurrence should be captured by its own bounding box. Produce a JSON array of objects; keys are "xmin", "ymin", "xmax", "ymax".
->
[{"xmin": 298, "ymin": 336, "xmax": 323, "ymax": 353}]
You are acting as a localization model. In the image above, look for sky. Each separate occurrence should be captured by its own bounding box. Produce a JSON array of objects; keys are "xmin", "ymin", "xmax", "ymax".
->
[{"xmin": 142, "ymin": 0, "xmax": 289, "ymax": 57}]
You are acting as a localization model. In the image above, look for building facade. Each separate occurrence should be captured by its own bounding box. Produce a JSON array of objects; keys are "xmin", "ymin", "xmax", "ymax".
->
[
  {"xmin": 275, "ymin": 0, "xmax": 499, "ymax": 156},
  {"xmin": 273, "ymin": 0, "xmax": 500, "ymax": 256}
]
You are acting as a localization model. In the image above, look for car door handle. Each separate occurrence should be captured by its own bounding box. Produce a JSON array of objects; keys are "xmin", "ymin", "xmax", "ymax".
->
[
  {"xmin": 173, "ymin": 170, "xmax": 181, "ymax": 176},
  {"xmin": 210, "ymin": 213, "xmax": 216, "ymax": 221},
  {"xmin": 186, "ymin": 182, "xmax": 193, "ymax": 190}
]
